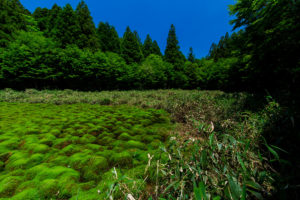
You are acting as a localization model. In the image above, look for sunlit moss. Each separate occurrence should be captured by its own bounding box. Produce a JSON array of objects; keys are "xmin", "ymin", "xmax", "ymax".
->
[
  {"xmin": 0, "ymin": 102, "xmax": 171, "ymax": 199},
  {"xmin": 11, "ymin": 188, "xmax": 40, "ymax": 200},
  {"xmin": 0, "ymin": 176, "xmax": 23, "ymax": 197}
]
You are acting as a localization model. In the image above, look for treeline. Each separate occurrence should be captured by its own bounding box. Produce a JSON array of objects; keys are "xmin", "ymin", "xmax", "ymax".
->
[
  {"xmin": 0, "ymin": 0, "xmax": 194, "ymax": 90},
  {"xmin": 0, "ymin": 0, "xmax": 299, "ymax": 93}
]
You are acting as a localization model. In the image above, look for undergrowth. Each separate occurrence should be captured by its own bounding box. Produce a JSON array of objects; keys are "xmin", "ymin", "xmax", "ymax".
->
[{"xmin": 0, "ymin": 89, "xmax": 285, "ymax": 199}]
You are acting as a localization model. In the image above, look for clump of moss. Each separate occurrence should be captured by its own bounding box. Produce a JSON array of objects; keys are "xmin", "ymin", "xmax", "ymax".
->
[
  {"xmin": 69, "ymin": 153, "xmax": 91, "ymax": 170},
  {"xmin": 39, "ymin": 134, "xmax": 56, "ymax": 146},
  {"xmin": 111, "ymin": 151, "xmax": 133, "ymax": 167},
  {"xmin": 60, "ymin": 144, "xmax": 80, "ymax": 156},
  {"xmin": 11, "ymin": 188, "xmax": 40, "ymax": 200},
  {"xmin": 38, "ymin": 179, "xmax": 60, "ymax": 199},
  {"xmin": 118, "ymin": 132, "xmax": 132, "ymax": 141},
  {"xmin": 124, "ymin": 140, "xmax": 146, "ymax": 150},
  {"xmin": 0, "ymin": 176, "xmax": 23, "ymax": 197}
]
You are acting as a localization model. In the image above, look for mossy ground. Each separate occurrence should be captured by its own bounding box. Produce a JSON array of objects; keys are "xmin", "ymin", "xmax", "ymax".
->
[{"xmin": 0, "ymin": 102, "xmax": 172, "ymax": 199}]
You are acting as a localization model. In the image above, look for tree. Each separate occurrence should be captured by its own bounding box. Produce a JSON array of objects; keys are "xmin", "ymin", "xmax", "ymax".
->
[
  {"xmin": 75, "ymin": 0, "xmax": 99, "ymax": 50},
  {"xmin": 152, "ymin": 40, "xmax": 162, "ymax": 57},
  {"xmin": 120, "ymin": 26, "xmax": 144, "ymax": 64},
  {"xmin": 187, "ymin": 47, "xmax": 195, "ymax": 62},
  {"xmin": 143, "ymin": 34, "xmax": 153, "ymax": 58},
  {"xmin": 138, "ymin": 54, "xmax": 174, "ymax": 89},
  {"xmin": 0, "ymin": 30, "xmax": 60, "ymax": 88},
  {"xmin": 46, "ymin": 4, "xmax": 62, "ymax": 37},
  {"xmin": 54, "ymin": 4, "xmax": 81, "ymax": 48},
  {"xmin": 164, "ymin": 24, "xmax": 185, "ymax": 69},
  {"xmin": 0, "ymin": 0, "xmax": 27, "ymax": 47},
  {"xmin": 229, "ymin": 0, "xmax": 300, "ymax": 92},
  {"xmin": 33, "ymin": 7, "xmax": 50, "ymax": 32},
  {"xmin": 97, "ymin": 22, "xmax": 120, "ymax": 53},
  {"xmin": 143, "ymin": 35, "xmax": 162, "ymax": 58}
]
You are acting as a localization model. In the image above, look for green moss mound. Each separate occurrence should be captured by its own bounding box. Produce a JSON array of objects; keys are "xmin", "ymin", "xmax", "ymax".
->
[{"xmin": 0, "ymin": 102, "xmax": 172, "ymax": 199}]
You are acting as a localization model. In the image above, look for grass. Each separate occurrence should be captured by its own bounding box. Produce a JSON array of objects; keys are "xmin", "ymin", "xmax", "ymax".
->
[{"xmin": 0, "ymin": 89, "xmax": 283, "ymax": 199}]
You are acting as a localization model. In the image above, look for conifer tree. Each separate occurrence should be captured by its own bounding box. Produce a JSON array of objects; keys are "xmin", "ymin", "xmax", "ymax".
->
[
  {"xmin": 46, "ymin": 4, "xmax": 62, "ymax": 38},
  {"xmin": 164, "ymin": 24, "xmax": 185, "ymax": 68},
  {"xmin": 143, "ymin": 34, "xmax": 153, "ymax": 58},
  {"xmin": 97, "ymin": 22, "xmax": 120, "ymax": 53},
  {"xmin": 121, "ymin": 26, "xmax": 144, "ymax": 64},
  {"xmin": 133, "ymin": 30, "xmax": 143, "ymax": 48},
  {"xmin": 33, "ymin": 7, "xmax": 50, "ymax": 32},
  {"xmin": 152, "ymin": 40, "xmax": 162, "ymax": 56},
  {"xmin": 75, "ymin": 0, "xmax": 99, "ymax": 50},
  {"xmin": 54, "ymin": 3, "xmax": 81, "ymax": 47},
  {"xmin": 188, "ymin": 47, "xmax": 195, "ymax": 62}
]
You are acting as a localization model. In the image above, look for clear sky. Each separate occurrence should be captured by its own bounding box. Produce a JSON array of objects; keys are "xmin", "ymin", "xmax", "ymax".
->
[{"xmin": 20, "ymin": 0, "xmax": 236, "ymax": 58}]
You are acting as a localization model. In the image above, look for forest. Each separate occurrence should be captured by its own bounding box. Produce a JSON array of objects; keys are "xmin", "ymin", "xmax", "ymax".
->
[{"xmin": 0, "ymin": 0, "xmax": 300, "ymax": 199}]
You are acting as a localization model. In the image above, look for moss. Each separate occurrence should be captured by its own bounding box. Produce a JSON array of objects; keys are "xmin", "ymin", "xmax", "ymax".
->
[
  {"xmin": 60, "ymin": 144, "xmax": 80, "ymax": 156},
  {"xmin": 35, "ymin": 166, "xmax": 80, "ymax": 181},
  {"xmin": 118, "ymin": 132, "xmax": 132, "ymax": 141},
  {"xmin": 50, "ymin": 155, "xmax": 69, "ymax": 166},
  {"xmin": 82, "ymin": 156, "xmax": 108, "ymax": 181},
  {"xmin": 124, "ymin": 140, "xmax": 146, "ymax": 150},
  {"xmin": 57, "ymin": 178, "xmax": 78, "ymax": 199},
  {"xmin": 0, "ymin": 138, "xmax": 20, "ymax": 150},
  {"xmin": 0, "ymin": 176, "xmax": 23, "ymax": 197},
  {"xmin": 28, "ymin": 144, "xmax": 49, "ymax": 154},
  {"xmin": 80, "ymin": 134, "xmax": 96, "ymax": 144},
  {"xmin": 38, "ymin": 179, "xmax": 60, "ymax": 199},
  {"xmin": 78, "ymin": 181, "xmax": 96, "ymax": 191},
  {"xmin": 96, "ymin": 150, "xmax": 114, "ymax": 160},
  {"xmin": 6, "ymin": 152, "xmax": 30, "ymax": 170},
  {"xmin": 111, "ymin": 151, "xmax": 133, "ymax": 167},
  {"xmin": 11, "ymin": 188, "xmax": 40, "ymax": 200},
  {"xmin": 98, "ymin": 136, "xmax": 115, "ymax": 146},
  {"xmin": 0, "ymin": 161, "xmax": 4, "ymax": 171},
  {"xmin": 142, "ymin": 135, "xmax": 155, "ymax": 143},
  {"xmin": 0, "ymin": 102, "xmax": 172, "ymax": 199},
  {"xmin": 150, "ymin": 140, "xmax": 161, "ymax": 149},
  {"xmin": 28, "ymin": 153, "xmax": 44, "ymax": 166},
  {"xmin": 85, "ymin": 144, "xmax": 102, "ymax": 152},
  {"xmin": 25, "ymin": 164, "xmax": 48, "ymax": 180},
  {"xmin": 53, "ymin": 138, "xmax": 71, "ymax": 149},
  {"xmin": 39, "ymin": 134, "xmax": 56, "ymax": 146},
  {"xmin": 69, "ymin": 153, "xmax": 91, "ymax": 170}
]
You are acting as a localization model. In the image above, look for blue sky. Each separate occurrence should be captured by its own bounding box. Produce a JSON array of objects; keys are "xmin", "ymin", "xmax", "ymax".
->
[{"xmin": 20, "ymin": 0, "xmax": 236, "ymax": 58}]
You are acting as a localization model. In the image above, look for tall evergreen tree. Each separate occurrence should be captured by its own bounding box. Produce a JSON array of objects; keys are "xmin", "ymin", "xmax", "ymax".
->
[
  {"xmin": 152, "ymin": 40, "xmax": 162, "ymax": 56},
  {"xmin": 187, "ymin": 47, "xmax": 195, "ymax": 62},
  {"xmin": 33, "ymin": 7, "xmax": 50, "ymax": 32},
  {"xmin": 121, "ymin": 26, "xmax": 144, "ymax": 64},
  {"xmin": 46, "ymin": 4, "xmax": 62, "ymax": 38},
  {"xmin": 143, "ymin": 35, "xmax": 162, "ymax": 58},
  {"xmin": 97, "ymin": 22, "xmax": 120, "ymax": 53},
  {"xmin": 164, "ymin": 24, "xmax": 185, "ymax": 68},
  {"xmin": 75, "ymin": 0, "xmax": 99, "ymax": 50},
  {"xmin": 54, "ymin": 3, "xmax": 81, "ymax": 47},
  {"xmin": 143, "ymin": 34, "xmax": 153, "ymax": 58},
  {"xmin": 133, "ymin": 30, "xmax": 143, "ymax": 48}
]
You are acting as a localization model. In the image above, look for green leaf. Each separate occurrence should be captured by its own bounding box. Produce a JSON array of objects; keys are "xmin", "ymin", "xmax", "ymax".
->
[
  {"xmin": 237, "ymin": 153, "xmax": 247, "ymax": 173},
  {"xmin": 194, "ymin": 182, "xmax": 207, "ymax": 200},
  {"xmin": 227, "ymin": 174, "xmax": 242, "ymax": 200}
]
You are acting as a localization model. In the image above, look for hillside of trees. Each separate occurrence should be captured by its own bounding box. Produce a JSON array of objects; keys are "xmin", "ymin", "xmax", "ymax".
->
[{"xmin": 1, "ymin": 0, "xmax": 298, "ymax": 94}]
